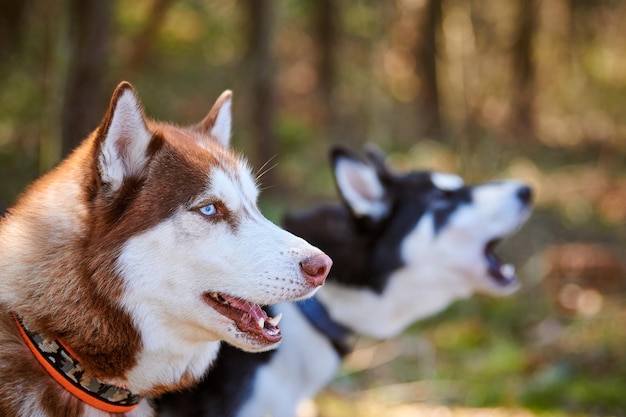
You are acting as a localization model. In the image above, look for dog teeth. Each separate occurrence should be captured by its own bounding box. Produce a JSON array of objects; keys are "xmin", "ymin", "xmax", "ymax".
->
[
  {"xmin": 501, "ymin": 264, "xmax": 515, "ymax": 278},
  {"xmin": 257, "ymin": 318, "xmax": 265, "ymax": 328},
  {"xmin": 209, "ymin": 292, "xmax": 229, "ymax": 305},
  {"xmin": 267, "ymin": 313, "xmax": 282, "ymax": 327}
]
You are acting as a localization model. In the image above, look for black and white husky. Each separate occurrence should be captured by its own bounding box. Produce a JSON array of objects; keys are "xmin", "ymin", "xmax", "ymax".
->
[{"xmin": 156, "ymin": 146, "xmax": 533, "ymax": 417}]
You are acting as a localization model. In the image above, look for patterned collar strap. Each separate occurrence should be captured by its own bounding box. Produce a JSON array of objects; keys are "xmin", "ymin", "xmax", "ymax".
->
[
  {"xmin": 13, "ymin": 314, "xmax": 142, "ymax": 413},
  {"xmin": 295, "ymin": 297, "xmax": 353, "ymax": 357}
]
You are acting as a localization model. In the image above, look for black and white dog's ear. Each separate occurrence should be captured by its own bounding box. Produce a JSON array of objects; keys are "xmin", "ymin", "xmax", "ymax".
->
[
  {"xmin": 196, "ymin": 90, "xmax": 233, "ymax": 147},
  {"xmin": 363, "ymin": 143, "xmax": 394, "ymax": 180},
  {"xmin": 97, "ymin": 82, "xmax": 153, "ymax": 193},
  {"xmin": 331, "ymin": 146, "xmax": 390, "ymax": 220}
]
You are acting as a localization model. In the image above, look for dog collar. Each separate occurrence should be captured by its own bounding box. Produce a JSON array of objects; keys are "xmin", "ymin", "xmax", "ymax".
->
[
  {"xmin": 13, "ymin": 314, "xmax": 142, "ymax": 413},
  {"xmin": 295, "ymin": 297, "xmax": 352, "ymax": 356}
]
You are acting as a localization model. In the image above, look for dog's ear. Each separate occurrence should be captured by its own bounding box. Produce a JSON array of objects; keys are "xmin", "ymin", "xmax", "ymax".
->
[
  {"xmin": 331, "ymin": 146, "xmax": 390, "ymax": 220},
  {"xmin": 196, "ymin": 90, "xmax": 233, "ymax": 147},
  {"xmin": 96, "ymin": 81, "xmax": 153, "ymax": 193},
  {"xmin": 363, "ymin": 143, "xmax": 385, "ymax": 166},
  {"xmin": 363, "ymin": 143, "xmax": 393, "ymax": 180}
]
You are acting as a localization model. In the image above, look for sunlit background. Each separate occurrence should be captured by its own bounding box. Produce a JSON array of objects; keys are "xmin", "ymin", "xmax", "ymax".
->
[{"xmin": 1, "ymin": 0, "xmax": 625, "ymax": 415}]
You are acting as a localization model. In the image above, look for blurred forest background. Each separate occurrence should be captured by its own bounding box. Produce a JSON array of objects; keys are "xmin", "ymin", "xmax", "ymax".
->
[{"xmin": 1, "ymin": 0, "xmax": 625, "ymax": 415}]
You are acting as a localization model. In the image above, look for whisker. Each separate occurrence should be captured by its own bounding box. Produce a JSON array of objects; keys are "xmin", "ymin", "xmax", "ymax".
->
[
  {"xmin": 256, "ymin": 163, "xmax": 279, "ymax": 182},
  {"xmin": 256, "ymin": 156, "xmax": 279, "ymax": 182},
  {"xmin": 258, "ymin": 184, "xmax": 277, "ymax": 192}
]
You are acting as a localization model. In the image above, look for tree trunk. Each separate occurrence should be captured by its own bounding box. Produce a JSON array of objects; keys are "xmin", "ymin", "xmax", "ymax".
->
[
  {"xmin": 244, "ymin": 0, "xmax": 278, "ymax": 191},
  {"xmin": 61, "ymin": 0, "xmax": 112, "ymax": 156},
  {"xmin": 509, "ymin": 0, "xmax": 537, "ymax": 139},
  {"xmin": 0, "ymin": 0, "xmax": 30, "ymax": 57},
  {"xmin": 413, "ymin": 0, "xmax": 442, "ymax": 138},
  {"xmin": 128, "ymin": 0, "xmax": 175, "ymax": 72},
  {"xmin": 315, "ymin": 0, "xmax": 338, "ymax": 137}
]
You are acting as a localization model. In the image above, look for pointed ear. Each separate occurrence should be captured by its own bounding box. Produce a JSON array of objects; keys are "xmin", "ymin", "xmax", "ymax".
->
[
  {"xmin": 331, "ymin": 146, "xmax": 390, "ymax": 220},
  {"xmin": 97, "ymin": 82, "xmax": 153, "ymax": 192},
  {"xmin": 363, "ymin": 143, "xmax": 393, "ymax": 180},
  {"xmin": 196, "ymin": 90, "xmax": 233, "ymax": 147}
]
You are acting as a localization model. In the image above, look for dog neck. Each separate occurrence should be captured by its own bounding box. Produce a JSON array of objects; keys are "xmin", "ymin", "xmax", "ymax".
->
[
  {"xmin": 316, "ymin": 265, "xmax": 472, "ymax": 340},
  {"xmin": 13, "ymin": 314, "xmax": 142, "ymax": 414},
  {"xmin": 295, "ymin": 297, "xmax": 353, "ymax": 356}
]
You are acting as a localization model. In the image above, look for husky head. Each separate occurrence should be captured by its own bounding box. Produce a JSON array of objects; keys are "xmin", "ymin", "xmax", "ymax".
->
[
  {"xmin": 0, "ymin": 82, "xmax": 331, "ymax": 394},
  {"xmin": 96, "ymin": 84, "xmax": 331, "ymax": 355},
  {"xmin": 285, "ymin": 145, "xmax": 532, "ymax": 339}
]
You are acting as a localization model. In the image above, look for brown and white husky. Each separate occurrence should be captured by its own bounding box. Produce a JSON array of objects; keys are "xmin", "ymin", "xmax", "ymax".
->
[{"xmin": 0, "ymin": 82, "xmax": 331, "ymax": 417}]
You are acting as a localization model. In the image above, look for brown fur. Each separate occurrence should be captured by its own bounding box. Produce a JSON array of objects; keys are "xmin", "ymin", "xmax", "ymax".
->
[{"xmin": 0, "ymin": 82, "xmax": 244, "ymax": 416}]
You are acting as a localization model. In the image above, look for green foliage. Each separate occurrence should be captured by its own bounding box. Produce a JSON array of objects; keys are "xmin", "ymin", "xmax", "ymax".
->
[{"xmin": 1, "ymin": 1, "xmax": 625, "ymax": 414}]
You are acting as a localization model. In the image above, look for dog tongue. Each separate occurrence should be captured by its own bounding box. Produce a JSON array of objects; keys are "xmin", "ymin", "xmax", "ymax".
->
[
  {"xmin": 223, "ymin": 296, "xmax": 267, "ymax": 322},
  {"xmin": 218, "ymin": 294, "xmax": 282, "ymax": 343}
]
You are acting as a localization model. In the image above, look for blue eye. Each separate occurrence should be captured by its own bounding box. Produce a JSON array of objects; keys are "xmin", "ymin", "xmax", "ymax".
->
[{"xmin": 199, "ymin": 204, "xmax": 218, "ymax": 216}]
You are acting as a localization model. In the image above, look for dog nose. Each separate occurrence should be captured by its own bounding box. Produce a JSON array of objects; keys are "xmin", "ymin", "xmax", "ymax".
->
[
  {"xmin": 517, "ymin": 185, "xmax": 533, "ymax": 205},
  {"xmin": 300, "ymin": 254, "xmax": 332, "ymax": 287}
]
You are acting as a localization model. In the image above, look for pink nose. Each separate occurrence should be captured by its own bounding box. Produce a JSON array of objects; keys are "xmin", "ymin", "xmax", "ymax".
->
[{"xmin": 300, "ymin": 254, "xmax": 332, "ymax": 287}]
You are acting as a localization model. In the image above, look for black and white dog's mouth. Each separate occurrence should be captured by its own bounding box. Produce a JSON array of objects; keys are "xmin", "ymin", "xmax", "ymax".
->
[{"xmin": 484, "ymin": 239, "xmax": 517, "ymax": 286}]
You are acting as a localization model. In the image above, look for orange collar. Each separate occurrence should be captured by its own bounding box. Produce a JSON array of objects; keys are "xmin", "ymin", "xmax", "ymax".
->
[{"xmin": 14, "ymin": 314, "xmax": 141, "ymax": 414}]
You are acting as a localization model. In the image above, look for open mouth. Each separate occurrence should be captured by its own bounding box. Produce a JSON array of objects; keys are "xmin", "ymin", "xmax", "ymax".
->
[
  {"xmin": 484, "ymin": 239, "xmax": 517, "ymax": 286},
  {"xmin": 203, "ymin": 292, "xmax": 283, "ymax": 344}
]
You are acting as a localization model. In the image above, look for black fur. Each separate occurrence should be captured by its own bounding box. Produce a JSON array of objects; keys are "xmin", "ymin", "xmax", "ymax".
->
[
  {"xmin": 155, "ymin": 326, "xmax": 275, "ymax": 417},
  {"xmin": 289, "ymin": 147, "xmax": 474, "ymax": 294},
  {"xmin": 155, "ymin": 146, "xmax": 483, "ymax": 417}
]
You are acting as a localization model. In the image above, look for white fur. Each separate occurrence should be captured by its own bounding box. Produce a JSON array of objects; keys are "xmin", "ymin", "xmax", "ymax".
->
[
  {"xmin": 335, "ymin": 157, "xmax": 388, "ymax": 219},
  {"xmin": 211, "ymin": 95, "xmax": 232, "ymax": 147},
  {"xmin": 0, "ymin": 84, "xmax": 330, "ymax": 416},
  {"xmin": 17, "ymin": 403, "xmax": 47, "ymax": 417},
  {"xmin": 116, "ymin": 164, "xmax": 325, "ymax": 392},
  {"xmin": 219, "ymin": 178, "xmax": 531, "ymax": 417},
  {"xmin": 236, "ymin": 303, "xmax": 340, "ymax": 417},
  {"xmin": 318, "ymin": 179, "xmax": 530, "ymax": 339},
  {"xmin": 431, "ymin": 172, "xmax": 464, "ymax": 190},
  {"xmin": 110, "ymin": 89, "xmax": 325, "ymax": 393},
  {"xmin": 99, "ymin": 89, "xmax": 152, "ymax": 191}
]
